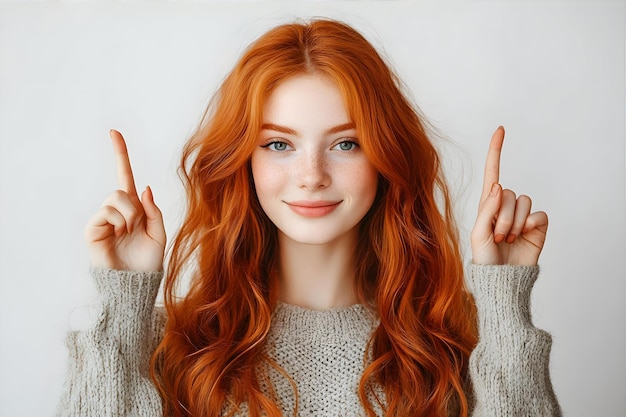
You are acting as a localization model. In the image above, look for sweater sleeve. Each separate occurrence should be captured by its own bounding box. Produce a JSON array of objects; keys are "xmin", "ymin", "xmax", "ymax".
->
[
  {"xmin": 56, "ymin": 268, "xmax": 166, "ymax": 417},
  {"xmin": 467, "ymin": 264, "xmax": 561, "ymax": 417}
]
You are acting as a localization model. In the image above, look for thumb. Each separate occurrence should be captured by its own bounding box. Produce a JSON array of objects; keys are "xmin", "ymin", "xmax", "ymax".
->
[
  {"xmin": 472, "ymin": 183, "xmax": 502, "ymax": 242},
  {"xmin": 140, "ymin": 186, "xmax": 166, "ymax": 245}
]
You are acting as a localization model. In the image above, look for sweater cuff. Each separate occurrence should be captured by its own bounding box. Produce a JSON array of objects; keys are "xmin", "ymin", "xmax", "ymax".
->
[
  {"xmin": 90, "ymin": 267, "xmax": 163, "ymax": 317},
  {"xmin": 467, "ymin": 264, "xmax": 539, "ymax": 334}
]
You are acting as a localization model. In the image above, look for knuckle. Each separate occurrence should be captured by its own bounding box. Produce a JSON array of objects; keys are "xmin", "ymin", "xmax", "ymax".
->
[
  {"xmin": 113, "ymin": 189, "xmax": 132, "ymax": 202},
  {"xmin": 518, "ymin": 194, "xmax": 532, "ymax": 205},
  {"xmin": 502, "ymin": 189, "xmax": 516, "ymax": 200},
  {"xmin": 100, "ymin": 205, "xmax": 121, "ymax": 220},
  {"xmin": 99, "ymin": 205, "xmax": 114, "ymax": 216},
  {"xmin": 127, "ymin": 206, "xmax": 140, "ymax": 221},
  {"xmin": 495, "ymin": 215, "xmax": 514, "ymax": 231},
  {"xmin": 535, "ymin": 210, "xmax": 549, "ymax": 223},
  {"xmin": 102, "ymin": 189, "xmax": 127, "ymax": 205},
  {"xmin": 511, "ymin": 220, "xmax": 525, "ymax": 233},
  {"xmin": 496, "ymin": 205, "xmax": 514, "ymax": 221}
]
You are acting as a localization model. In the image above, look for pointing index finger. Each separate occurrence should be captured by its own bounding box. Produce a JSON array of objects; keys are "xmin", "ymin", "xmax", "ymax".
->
[
  {"xmin": 110, "ymin": 129, "xmax": 138, "ymax": 197},
  {"xmin": 481, "ymin": 126, "xmax": 504, "ymax": 203}
]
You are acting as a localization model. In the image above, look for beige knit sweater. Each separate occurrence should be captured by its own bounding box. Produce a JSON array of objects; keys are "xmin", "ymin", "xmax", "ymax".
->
[{"xmin": 56, "ymin": 264, "xmax": 561, "ymax": 416}]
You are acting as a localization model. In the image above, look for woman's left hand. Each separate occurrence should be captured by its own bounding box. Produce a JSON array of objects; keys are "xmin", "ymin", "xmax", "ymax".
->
[{"xmin": 470, "ymin": 126, "xmax": 548, "ymax": 266}]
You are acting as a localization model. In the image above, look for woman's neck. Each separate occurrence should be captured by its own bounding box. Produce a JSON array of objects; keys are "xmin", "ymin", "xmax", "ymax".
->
[{"xmin": 276, "ymin": 230, "xmax": 358, "ymax": 310}]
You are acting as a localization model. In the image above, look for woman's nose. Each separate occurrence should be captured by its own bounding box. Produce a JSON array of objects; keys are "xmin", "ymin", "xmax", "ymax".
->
[{"xmin": 298, "ymin": 151, "xmax": 331, "ymax": 190}]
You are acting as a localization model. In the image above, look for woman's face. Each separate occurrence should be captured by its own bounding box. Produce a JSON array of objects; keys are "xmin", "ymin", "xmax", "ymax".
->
[{"xmin": 251, "ymin": 73, "xmax": 378, "ymax": 246}]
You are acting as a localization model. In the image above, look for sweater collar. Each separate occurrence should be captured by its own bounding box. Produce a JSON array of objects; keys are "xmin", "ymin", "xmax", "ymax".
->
[{"xmin": 268, "ymin": 301, "xmax": 378, "ymax": 343}]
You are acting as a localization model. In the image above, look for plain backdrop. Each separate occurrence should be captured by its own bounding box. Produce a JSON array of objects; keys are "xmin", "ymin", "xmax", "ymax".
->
[{"xmin": 0, "ymin": 1, "xmax": 624, "ymax": 416}]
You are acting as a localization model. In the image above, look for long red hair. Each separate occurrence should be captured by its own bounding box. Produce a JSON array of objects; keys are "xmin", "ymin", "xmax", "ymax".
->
[{"xmin": 151, "ymin": 18, "xmax": 477, "ymax": 417}]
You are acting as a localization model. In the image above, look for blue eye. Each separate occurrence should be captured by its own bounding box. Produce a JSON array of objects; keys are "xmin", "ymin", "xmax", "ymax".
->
[
  {"xmin": 334, "ymin": 141, "xmax": 358, "ymax": 151},
  {"xmin": 262, "ymin": 141, "xmax": 290, "ymax": 151}
]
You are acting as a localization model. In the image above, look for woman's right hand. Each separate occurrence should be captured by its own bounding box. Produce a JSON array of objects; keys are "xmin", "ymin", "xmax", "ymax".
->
[{"xmin": 85, "ymin": 130, "xmax": 166, "ymax": 272}]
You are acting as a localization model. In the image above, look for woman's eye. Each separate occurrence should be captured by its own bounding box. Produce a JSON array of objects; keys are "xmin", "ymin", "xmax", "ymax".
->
[
  {"xmin": 334, "ymin": 141, "xmax": 358, "ymax": 151},
  {"xmin": 262, "ymin": 141, "xmax": 290, "ymax": 151}
]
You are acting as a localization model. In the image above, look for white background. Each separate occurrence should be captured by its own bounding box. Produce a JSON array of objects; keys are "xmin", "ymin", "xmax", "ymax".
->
[{"xmin": 0, "ymin": 1, "xmax": 624, "ymax": 416}]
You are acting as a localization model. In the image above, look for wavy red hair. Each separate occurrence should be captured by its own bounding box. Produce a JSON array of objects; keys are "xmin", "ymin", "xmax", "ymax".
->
[{"xmin": 151, "ymin": 18, "xmax": 478, "ymax": 417}]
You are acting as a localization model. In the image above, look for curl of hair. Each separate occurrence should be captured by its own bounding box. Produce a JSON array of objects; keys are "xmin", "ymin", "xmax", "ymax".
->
[{"xmin": 151, "ymin": 18, "xmax": 478, "ymax": 417}]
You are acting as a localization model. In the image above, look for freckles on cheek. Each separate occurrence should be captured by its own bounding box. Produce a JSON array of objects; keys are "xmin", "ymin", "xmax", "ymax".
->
[{"xmin": 343, "ymin": 161, "xmax": 378, "ymax": 190}]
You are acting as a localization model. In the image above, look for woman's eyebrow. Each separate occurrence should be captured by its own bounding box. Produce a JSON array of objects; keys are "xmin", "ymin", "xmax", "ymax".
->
[
  {"xmin": 260, "ymin": 122, "xmax": 356, "ymax": 135},
  {"xmin": 326, "ymin": 122, "xmax": 356, "ymax": 134},
  {"xmin": 261, "ymin": 123, "xmax": 297, "ymax": 135}
]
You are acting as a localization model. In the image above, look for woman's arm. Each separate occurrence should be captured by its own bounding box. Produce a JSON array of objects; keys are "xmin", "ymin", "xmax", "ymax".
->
[
  {"xmin": 57, "ymin": 130, "xmax": 168, "ymax": 415},
  {"xmin": 467, "ymin": 127, "xmax": 561, "ymax": 415},
  {"xmin": 56, "ymin": 268, "xmax": 165, "ymax": 417},
  {"xmin": 467, "ymin": 264, "xmax": 561, "ymax": 416}
]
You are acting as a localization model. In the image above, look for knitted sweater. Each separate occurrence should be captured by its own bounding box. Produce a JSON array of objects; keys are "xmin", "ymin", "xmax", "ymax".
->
[{"xmin": 56, "ymin": 264, "xmax": 561, "ymax": 416}]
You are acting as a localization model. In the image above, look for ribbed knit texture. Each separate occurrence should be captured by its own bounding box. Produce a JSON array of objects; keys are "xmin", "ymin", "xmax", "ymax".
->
[
  {"xmin": 57, "ymin": 269, "xmax": 165, "ymax": 417},
  {"xmin": 467, "ymin": 264, "xmax": 561, "ymax": 416},
  {"xmin": 56, "ymin": 264, "xmax": 561, "ymax": 416}
]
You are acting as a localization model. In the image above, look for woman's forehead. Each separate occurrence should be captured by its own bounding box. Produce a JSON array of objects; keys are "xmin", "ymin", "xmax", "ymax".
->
[{"xmin": 261, "ymin": 74, "xmax": 353, "ymax": 134}]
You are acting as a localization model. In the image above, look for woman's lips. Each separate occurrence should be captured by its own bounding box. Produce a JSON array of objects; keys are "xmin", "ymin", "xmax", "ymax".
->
[{"xmin": 285, "ymin": 200, "xmax": 342, "ymax": 218}]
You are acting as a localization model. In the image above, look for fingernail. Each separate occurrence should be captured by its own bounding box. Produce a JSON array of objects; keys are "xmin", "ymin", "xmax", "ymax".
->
[
  {"xmin": 495, "ymin": 233, "xmax": 506, "ymax": 243},
  {"xmin": 506, "ymin": 233, "xmax": 517, "ymax": 243},
  {"xmin": 490, "ymin": 183, "xmax": 500, "ymax": 197}
]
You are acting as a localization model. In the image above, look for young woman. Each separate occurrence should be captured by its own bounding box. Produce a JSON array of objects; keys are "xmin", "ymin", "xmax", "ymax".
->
[{"xmin": 58, "ymin": 19, "xmax": 561, "ymax": 417}]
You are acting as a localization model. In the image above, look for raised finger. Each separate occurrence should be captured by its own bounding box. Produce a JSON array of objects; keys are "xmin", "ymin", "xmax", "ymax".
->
[
  {"xmin": 481, "ymin": 126, "xmax": 505, "ymax": 204},
  {"xmin": 493, "ymin": 188, "xmax": 516, "ymax": 243},
  {"xmin": 506, "ymin": 195, "xmax": 532, "ymax": 243},
  {"xmin": 110, "ymin": 129, "xmax": 138, "ymax": 197}
]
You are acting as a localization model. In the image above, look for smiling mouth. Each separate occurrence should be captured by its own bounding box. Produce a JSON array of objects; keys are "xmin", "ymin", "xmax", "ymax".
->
[{"xmin": 285, "ymin": 200, "xmax": 342, "ymax": 218}]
